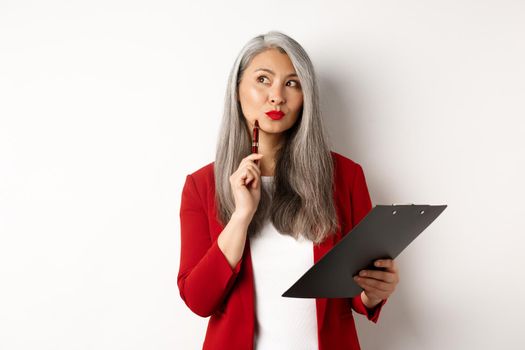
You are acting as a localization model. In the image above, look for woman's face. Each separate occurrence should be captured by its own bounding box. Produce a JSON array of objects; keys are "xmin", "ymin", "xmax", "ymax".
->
[{"xmin": 238, "ymin": 48, "xmax": 303, "ymax": 137}]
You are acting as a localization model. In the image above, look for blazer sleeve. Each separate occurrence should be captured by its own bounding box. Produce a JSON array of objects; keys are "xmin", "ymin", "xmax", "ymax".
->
[
  {"xmin": 177, "ymin": 174, "xmax": 243, "ymax": 317},
  {"xmin": 348, "ymin": 163, "xmax": 388, "ymax": 323}
]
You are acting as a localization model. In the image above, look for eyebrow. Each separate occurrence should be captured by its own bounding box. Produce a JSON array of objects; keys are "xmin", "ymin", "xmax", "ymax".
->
[{"xmin": 253, "ymin": 68, "xmax": 298, "ymax": 78}]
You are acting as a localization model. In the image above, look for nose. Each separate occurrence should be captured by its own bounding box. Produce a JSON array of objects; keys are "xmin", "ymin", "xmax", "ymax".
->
[{"xmin": 269, "ymin": 86, "xmax": 285, "ymax": 105}]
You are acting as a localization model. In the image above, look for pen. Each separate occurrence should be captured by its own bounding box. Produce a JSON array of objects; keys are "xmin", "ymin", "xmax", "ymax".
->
[{"xmin": 252, "ymin": 120, "xmax": 259, "ymax": 165}]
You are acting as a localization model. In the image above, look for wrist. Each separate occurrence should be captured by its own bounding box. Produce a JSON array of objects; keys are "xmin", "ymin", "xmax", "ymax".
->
[
  {"xmin": 232, "ymin": 210, "xmax": 253, "ymax": 224},
  {"xmin": 361, "ymin": 291, "xmax": 382, "ymax": 309}
]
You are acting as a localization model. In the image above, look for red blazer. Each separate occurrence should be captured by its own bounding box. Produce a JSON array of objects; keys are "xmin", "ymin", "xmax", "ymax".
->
[{"xmin": 178, "ymin": 151, "xmax": 387, "ymax": 350}]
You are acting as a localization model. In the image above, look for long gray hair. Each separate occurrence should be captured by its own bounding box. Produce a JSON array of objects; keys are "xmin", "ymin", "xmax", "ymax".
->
[{"xmin": 214, "ymin": 30, "xmax": 339, "ymax": 245}]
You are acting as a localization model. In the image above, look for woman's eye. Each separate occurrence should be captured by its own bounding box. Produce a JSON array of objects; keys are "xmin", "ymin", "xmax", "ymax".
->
[
  {"xmin": 257, "ymin": 76, "xmax": 269, "ymax": 83},
  {"xmin": 256, "ymin": 76, "xmax": 300, "ymax": 88}
]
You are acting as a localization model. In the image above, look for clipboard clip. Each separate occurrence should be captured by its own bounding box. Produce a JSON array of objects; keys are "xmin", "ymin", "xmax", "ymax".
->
[
  {"xmin": 391, "ymin": 204, "xmax": 414, "ymax": 215},
  {"xmin": 391, "ymin": 203, "xmax": 427, "ymax": 215}
]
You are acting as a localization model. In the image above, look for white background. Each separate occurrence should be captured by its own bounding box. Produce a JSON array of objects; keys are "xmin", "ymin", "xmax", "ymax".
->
[{"xmin": 1, "ymin": 0, "xmax": 524, "ymax": 349}]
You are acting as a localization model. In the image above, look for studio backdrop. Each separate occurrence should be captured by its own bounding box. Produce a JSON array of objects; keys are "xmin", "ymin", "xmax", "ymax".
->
[{"xmin": 1, "ymin": 1, "xmax": 524, "ymax": 349}]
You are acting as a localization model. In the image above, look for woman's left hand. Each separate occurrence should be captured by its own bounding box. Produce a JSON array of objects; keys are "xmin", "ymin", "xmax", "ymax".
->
[{"xmin": 353, "ymin": 259, "xmax": 399, "ymax": 307}]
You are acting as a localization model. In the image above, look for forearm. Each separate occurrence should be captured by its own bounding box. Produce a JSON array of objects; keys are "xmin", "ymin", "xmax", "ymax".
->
[
  {"xmin": 178, "ymin": 211, "xmax": 252, "ymax": 317},
  {"xmin": 217, "ymin": 211, "xmax": 252, "ymax": 269}
]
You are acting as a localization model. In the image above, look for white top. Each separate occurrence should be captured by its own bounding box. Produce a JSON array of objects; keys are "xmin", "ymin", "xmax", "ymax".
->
[{"xmin": 249, "ymin": 176, "xmax": 319, "ymax": 350}]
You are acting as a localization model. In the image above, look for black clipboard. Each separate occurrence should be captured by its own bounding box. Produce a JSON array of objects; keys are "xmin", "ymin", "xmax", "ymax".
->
[{"xmin": 282, "ymin": 204, "xmax": 447, "ymax": 298}]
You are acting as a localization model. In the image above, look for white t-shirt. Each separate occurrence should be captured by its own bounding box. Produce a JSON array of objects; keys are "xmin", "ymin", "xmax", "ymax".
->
[{"xmin": 249, "ymin": 176, "xmax": 319, "ymax": 350}]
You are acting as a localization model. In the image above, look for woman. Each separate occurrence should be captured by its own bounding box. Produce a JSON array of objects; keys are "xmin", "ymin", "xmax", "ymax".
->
[{"xmin": 178, "ymin": 31, "xmax": 399, "ymax": 350}]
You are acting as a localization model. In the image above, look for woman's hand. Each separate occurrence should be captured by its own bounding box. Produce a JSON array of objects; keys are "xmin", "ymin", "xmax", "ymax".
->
[
  {"xmin": 230, "ymin": 153, "xmax": 264, "ymax": 219},
  {"xmin": 353, "ymin": 259, "xmax": 399, "ymax": 308}
]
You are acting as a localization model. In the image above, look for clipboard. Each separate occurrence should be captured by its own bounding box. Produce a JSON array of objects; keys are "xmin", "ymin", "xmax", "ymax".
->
[{"xmin": 282, "ymin": 204, "xmax": 447, "ymax": 298}]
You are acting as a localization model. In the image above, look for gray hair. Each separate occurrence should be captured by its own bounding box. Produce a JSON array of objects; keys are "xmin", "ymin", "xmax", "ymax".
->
[{"xmin": 214, "ymin": 30, "xmax": 339, "ymax": 244}]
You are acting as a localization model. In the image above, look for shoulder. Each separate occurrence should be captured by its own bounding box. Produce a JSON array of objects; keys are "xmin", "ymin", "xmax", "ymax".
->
[
  {"xmin": 181, "ymin": 162, "xmax": 216, "ymax": 212},
  {"xmin": 186, "ymin": 162, "xmax": 215, "ymax": 190},
  {"xmin": 329, "ymin": 150, "xmax": 369, "ymax": 201},
  {"xmin": 187, "ymin": 161, "xmax": 215, "ymax": 181},
  {"xmin": 330, "ymin": 150, "xmax": 364, "ymax": 179}
]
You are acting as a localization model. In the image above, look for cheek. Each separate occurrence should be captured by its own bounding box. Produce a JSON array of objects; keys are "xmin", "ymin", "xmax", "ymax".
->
[
  {"xmin": 291, "ymin": 92, "xmax": 303, "ymax": 108},
  {"xmin": 292, "ymin": 97, "xmax": 304, "ymax": 114},
  {"xmin": 239, "ymin": 86, "xmax": 265, "ymax": 110},
  {"xmin": 246, "ymin": 85, "xmax": 266, "ymax": 103}
]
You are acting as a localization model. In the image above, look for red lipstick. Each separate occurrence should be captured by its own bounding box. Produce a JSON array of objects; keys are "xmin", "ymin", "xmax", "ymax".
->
[
  {"xmin": 265, "ymin": 110, "xmax": 285, "ymax": 120},
  {"xmin": 252, "ymin": 120, "xmax": 259, "ymax": 165}
]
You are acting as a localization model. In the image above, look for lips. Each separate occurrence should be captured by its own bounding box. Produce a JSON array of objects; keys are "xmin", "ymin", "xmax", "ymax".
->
[{"xmin": 265, "ymin": 110, "xmax": 285, "ymax": 120}]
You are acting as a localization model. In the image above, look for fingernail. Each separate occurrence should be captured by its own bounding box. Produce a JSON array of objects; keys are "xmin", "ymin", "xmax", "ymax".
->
[
  {"xmin": 360, "ymin": 271, "xmax": 366, "ymax": 276},
  {"xmin": 375, "ymin": 261, "xmax": 381, "ymax": 267}
]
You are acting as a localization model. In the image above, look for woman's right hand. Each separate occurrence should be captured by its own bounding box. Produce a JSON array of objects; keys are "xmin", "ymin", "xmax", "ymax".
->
[{"xmin": 229, "ymin": 153, "xmax": 264, "ymax": 220}]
